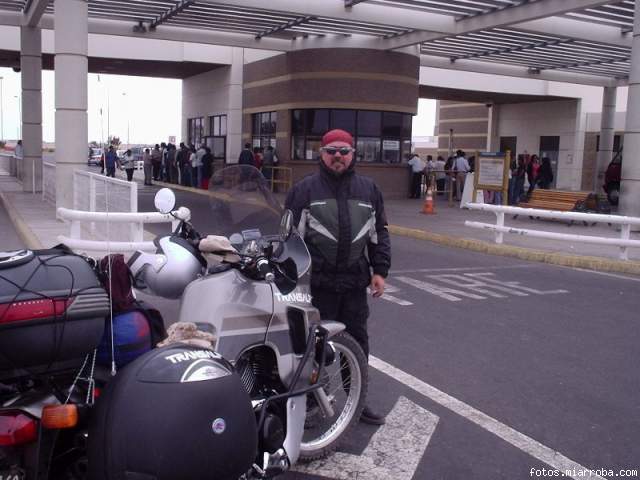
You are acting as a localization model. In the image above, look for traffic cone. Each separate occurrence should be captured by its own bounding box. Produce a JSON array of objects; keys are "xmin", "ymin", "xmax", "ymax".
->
[{"xmin": 422, "ymin": 185, "xmax": 435, "ymax": 214}]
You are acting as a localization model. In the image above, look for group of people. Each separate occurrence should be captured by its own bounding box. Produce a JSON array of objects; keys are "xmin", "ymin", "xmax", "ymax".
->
[
  {"xmin": 101, "ymin": 146, "xmax": 140, "ymax": 182},
  {"xmin": 143, "ymin": 142, "xmax": 215, "ymax": 190},
  {"xmin": 407, "ymin": 150, "xmax": 472, "ymax": 200},
  {"xmin": 508, "ymin": 153, "xmax": 554, "ymax": 205},
  {"xmin": 238, "ymin": 143, "xmax": 279, "ymax": 180}
]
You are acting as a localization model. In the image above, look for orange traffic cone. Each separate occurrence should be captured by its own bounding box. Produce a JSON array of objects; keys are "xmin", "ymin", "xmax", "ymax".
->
[{"xmin": 422, "ymin": 186, "xmax": 435, "ymax": 214}]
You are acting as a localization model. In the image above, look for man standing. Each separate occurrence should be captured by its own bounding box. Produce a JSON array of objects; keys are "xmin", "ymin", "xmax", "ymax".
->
[
  {"xmin": 104, "ymin": 145, "xmax": 119, "ymax": 178},
  {"xmin": 285, "ymin": 129, "xmax": 391, "ymax": 425},
  {"xmin": 238, "ymin": 142, "xmax": 255, "ymax": 166},
  {"xmin": 407, "ymin": 152, "xmax": 426, "ymax": 199},
  {"xmin": 151, "ymin": 144, "xmax": 162, "ymax": 181},
  {"xmin": 454, "ymin": 150, "xmax": 470, "ymax": 200}
]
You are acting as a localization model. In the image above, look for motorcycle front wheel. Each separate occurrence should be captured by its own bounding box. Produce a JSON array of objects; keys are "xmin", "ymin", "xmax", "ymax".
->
[{"xmin": 298, "ymin": 331, "xmax": 368, "ymax": 461}]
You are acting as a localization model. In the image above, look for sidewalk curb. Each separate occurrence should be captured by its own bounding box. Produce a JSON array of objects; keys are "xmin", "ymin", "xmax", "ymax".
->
[
  {"xmin": 0, "ymin": 190, "xmax": 44, "ymax": 250},
  {"xmin": 388, "ymin": 225, "xmax": 640, "ymax": 276}
]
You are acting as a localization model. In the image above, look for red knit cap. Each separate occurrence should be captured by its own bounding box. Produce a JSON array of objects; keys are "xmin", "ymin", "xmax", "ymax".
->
[{"xmin": 321, "ymin": 129, "xmax": 354, "ymax": 147}]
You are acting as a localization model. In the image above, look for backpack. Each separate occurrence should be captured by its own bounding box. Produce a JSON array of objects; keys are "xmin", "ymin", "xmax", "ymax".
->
[{"xmin": 98, "ymin": 254, "xmax": 135, "ymax": 313}]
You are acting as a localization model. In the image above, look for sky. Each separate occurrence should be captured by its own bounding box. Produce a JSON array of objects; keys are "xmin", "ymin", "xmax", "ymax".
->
[{"xmin": 0, "ymin": 67, "xmax": 436, "ymax": 144}]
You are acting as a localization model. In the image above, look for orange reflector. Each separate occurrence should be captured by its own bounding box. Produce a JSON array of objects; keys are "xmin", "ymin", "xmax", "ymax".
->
[
  {"xmin": 41, "ymin": 405, "xmax": 78, "ymax": 429},
  {"xmin": 310, "ymin": 369, "xmax": 319, "ymax": 385}
]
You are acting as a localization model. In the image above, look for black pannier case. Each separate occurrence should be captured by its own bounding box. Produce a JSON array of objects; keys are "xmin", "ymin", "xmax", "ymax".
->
[{"xmin": 0, "ymin": 249, "xmax": 109, "ymax": 380}]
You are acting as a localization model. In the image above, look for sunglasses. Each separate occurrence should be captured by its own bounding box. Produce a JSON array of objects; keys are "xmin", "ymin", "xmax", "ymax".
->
[{"xmin": 321, "ymin": 146, "xmax": 355, "ymax": 156}]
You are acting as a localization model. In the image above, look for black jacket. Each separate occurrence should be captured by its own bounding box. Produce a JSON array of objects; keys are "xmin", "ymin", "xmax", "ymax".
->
[{"xmin": 285, "ymin": 161, "xmax": 391, "ymax": 291}]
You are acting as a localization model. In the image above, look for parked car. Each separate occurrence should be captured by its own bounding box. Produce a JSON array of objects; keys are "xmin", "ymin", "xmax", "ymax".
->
[
  {"xmin": 88, "ymin": 147, "xmax": 103, "ymax": 166},
  {"xmin": 603, "ymin": 149, "xmax": 622, "ymax": 206}
]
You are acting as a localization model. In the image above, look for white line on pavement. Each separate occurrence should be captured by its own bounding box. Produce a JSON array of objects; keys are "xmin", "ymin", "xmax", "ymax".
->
[
  {"xmin": 369, "ymin": 356, "xmax": 605, "ymax": 480},
  {"xmin": 569, "ymin": 267, "xmax": 640, "ymax": 283},
  {"xmin": 389, "ymin": 264, "xmax": 536, "ymax": 274}
]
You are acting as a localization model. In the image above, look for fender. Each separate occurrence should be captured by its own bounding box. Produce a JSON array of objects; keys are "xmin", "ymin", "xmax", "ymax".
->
[{"xmin": 320, "ymin": 320, "xmax": 345, "ymax": 338}]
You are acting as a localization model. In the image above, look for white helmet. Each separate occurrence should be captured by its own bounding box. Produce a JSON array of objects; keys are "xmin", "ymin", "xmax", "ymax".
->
[{"xmin": 129, "ymin": 236, "xmax": 205, "ymax": 299}]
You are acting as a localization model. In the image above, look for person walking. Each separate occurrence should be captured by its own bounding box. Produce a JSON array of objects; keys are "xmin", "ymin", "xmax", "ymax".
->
[
  {"xmin": 121, "ymin": 149, "xmax": 135, "ymax": 182},
  {"xmin": 167, "ymin": 144, "xmax": 178, "ymax": 184},
  {"xmin": 285, "ymin": 128, "xmax": 391, "ymax": 426},
  {"xmin": 195, "ymin": 143, "xmax": 206, "ymax": 188},
  {"xmin": 189, "ymin": 145, "xmax": 198, "ymax": 188},
  {"xmin": 142, "ymin": 147, "xmax": 152, "ymax": 185},
  {"xmin": 253, "ymin": 146, "xmax": 263, "ymax": 171},
  {"xmin": 104, "ymin": 145, "xmax": 119, "ymax": 178},
  {"xmin": 238, "ymin": 143, "xmax": 255, "ymax": 166},
  {"xmin": 454, "ymin": 150, "xmax": 470, "ymax": 200},
  {"xmin": 407, "ymin": 153, "xmax": 426, "ymax": 199}
]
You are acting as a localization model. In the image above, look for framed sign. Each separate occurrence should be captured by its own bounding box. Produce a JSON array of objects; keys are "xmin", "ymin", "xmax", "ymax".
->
[{"xmin": 473, "ymin": 151, "xmax": 510, "ymax": 205}]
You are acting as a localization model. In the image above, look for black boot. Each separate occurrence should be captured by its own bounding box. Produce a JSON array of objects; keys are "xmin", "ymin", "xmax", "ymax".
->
[{"xmin": 360, "ymin": 405, "xmax": 386, "ymax": 425}]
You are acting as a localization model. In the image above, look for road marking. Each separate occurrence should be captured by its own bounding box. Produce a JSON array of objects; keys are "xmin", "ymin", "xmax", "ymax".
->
[
  {"xmin": 430, "ymin": 274, "xmax": 510, "ymax": 298},
  {"xmin": 465, "ymin": 273, "xmax": 569, "ymax": 295},
  {"xmin": 569, "ymin": 267, "xmax": 640, "ymax": 283},
  {"xmin": 369, "ymin": 356, "xmax": 605, "ymax": 480},
  {"xmin": 293, "ymin": 396, "xmax": 438, "ymax": 480},
  {"xmin": 395, "ymin": 276, "xmax": 486, "ymax": 302},
  {"xmin": 390, "ymin": 264, "xmax": 535, "ymax": 274},
  {"xmin": 370, "ymin": 282, "xmax": 413, "ymax": 306}
]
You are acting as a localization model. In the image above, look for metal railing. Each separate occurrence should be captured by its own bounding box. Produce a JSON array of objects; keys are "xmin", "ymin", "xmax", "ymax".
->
[
  {"xmin": 0, "ymin": 153, "xmax": 15, "ymax": 176},
  {"xmin": 464, "ymin": 203, "xmax": 640, "ymax": 260},
  {"xmin": 42, "ymin": 161, "xmax": 56, "ymax": 204},
  {"xmin": 56, "ymin": 207, "xmax": 189, "ymax": 253}
]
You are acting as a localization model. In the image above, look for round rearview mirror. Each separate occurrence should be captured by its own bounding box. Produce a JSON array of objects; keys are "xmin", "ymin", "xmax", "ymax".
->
[
  {"xmin": 279, "ymin": 209, "xmax": 294, "ymax": 242},
  {"xmin": 154, "ymin": 188, "xmax": 176, "ymax": 214}
]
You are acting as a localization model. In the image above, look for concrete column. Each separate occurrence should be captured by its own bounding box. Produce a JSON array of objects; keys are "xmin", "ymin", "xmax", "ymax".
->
[
  {"xmin": 594, "ymin": 86, "xmax": 616, "ymax": 193},
  {"xmin": 20, "ymin": 25, "xmax": 42, "ymax": 194},
  {"xmin": 620, "ymin": 0, "xmax": 640, "ymax": 217},
  {"xmin": 227, "ymin": 47, "xmax": 244, "ymax": 164},
  {"xmin": 54, "ymin": 0, "xmax": 88, "ymax": 209}
]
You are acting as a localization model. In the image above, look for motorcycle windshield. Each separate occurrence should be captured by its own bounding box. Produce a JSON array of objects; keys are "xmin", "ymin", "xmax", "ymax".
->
[{"xmin": 209, "ymin": 165, "xmax": 310, "ymax": 276}]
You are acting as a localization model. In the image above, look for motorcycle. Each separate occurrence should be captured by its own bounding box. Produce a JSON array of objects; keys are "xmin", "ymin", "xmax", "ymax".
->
[{"xmin": 0, "ymin": 165, "xmax": 368, "ymax": 479}]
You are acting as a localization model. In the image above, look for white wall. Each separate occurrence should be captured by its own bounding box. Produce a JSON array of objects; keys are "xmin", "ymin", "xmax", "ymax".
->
[{"xmin": 497, "ymin": 100, "xmax": 584, "ymax": 189}]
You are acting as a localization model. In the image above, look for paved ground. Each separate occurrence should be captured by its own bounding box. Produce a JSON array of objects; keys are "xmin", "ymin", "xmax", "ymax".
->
[{"xmin": 0, "ymin": 201, "xmax": 23, "ymax": 250}]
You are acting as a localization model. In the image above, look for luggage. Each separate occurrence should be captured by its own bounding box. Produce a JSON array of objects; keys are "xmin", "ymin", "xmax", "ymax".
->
[
  {"xmin": 0, "ymin": 248, "xmax": 109, "ymax": 380},
  {"xmin": 96, "ymin": 310, "xmax": 152, "ymax": 368}
]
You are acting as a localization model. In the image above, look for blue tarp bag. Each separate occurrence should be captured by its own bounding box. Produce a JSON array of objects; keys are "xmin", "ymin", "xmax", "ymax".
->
[{"xmin": 96, "ymin": 310, "xmax": 152, "ymax": 368}]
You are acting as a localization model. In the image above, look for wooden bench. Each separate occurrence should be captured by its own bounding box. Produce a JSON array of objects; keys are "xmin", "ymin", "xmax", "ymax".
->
[{"xmin": 518, "ymin": 189, "xmax": 590, "ymax": 211}]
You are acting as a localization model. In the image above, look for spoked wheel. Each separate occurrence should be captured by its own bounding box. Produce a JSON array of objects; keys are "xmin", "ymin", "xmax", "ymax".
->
[{"xmin": 299, "ymin": 332, "xmax": 367, "ymax": 461}]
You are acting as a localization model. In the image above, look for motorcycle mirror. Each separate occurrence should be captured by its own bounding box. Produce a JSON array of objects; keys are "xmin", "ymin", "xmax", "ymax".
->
[
  {"xmin": 273, "ymin": 258, "xmax": 298, "ymax": 295},
  {"xmin": 154, "ymin": 188, "xmax": 176, "ymax": 214},
  {"xmin": 279, "ymin": 210, "xmax": 294, "ymax": 242}
]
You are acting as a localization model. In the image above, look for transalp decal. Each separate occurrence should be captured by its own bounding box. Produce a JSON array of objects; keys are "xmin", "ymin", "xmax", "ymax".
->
[
  {"xmin": 165, "ymin": 349, "xmax": 221, "ymax": 364},
  {"xmin": 274, "ymin": 291, "xmax": 312, "ymax": 303}
]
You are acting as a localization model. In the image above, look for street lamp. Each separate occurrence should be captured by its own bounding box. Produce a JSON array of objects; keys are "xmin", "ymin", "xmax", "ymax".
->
[
  {"xmin": 13, "ymin": 94, "xmax": 21, "ymax": 140},
  {"xmin": 0, "ymin": 76, "xmax": 4, "ymax": 142}
]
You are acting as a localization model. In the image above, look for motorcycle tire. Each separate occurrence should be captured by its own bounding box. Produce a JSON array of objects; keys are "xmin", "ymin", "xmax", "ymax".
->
[{"xmin": 298, "ymin": 331, "xmax": 368, "ymax": 462}]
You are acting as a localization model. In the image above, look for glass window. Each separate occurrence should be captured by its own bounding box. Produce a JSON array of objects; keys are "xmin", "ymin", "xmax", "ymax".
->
[
  {"xmin": 382, "ymin": 138, "xmax": 401, "ymax": 164},
  {"xmin": 292, "ymin": 136, "xmax": 305, "ymax": 161},
  {"xmin": 382, "ymin": 112, "xmax": 402, "ymax": 137},
  {"xmin": 307, "ymin": 110, "xmax": 329, "ymax": 136},
  {"xmin": 402, "ymin": 114, "xmax": 412, "ymax": 139},
  {"xmin": 213, "ymin": 117, "xmax": 219, "ymax": 136},
  {"xmin": 220, "ymin": 115, "xmax": 227, "ymax": 136},
  {"xmin": 305, "ymin": 138, "xmax": 322, "ymax": 161},
  {"xmin": 187, "ymin": 117, "xmax": 204, "ymax": 146},
  {"xmin": 206, "ymin": 137, "xmax": 226, "ymax": 159},
  {"xmin": 292, "ymin": 110, "xmax": 305, "ymax": 135},
  {"xmin": 356, "ymin": 137, "xmax": 381, "ymax": 163},
  {"xmin": 330, "ymin": 109, "xmax": 356, "ymax": 135},
  {"xmin": 357, "ymin": 111, "xmax": 381, "ymax": 137}
]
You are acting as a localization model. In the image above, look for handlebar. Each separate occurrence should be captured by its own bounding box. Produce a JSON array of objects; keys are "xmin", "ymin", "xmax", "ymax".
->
[{"xmin": 256, "ymin": 258, "xmax": 275, "ymax": 282}]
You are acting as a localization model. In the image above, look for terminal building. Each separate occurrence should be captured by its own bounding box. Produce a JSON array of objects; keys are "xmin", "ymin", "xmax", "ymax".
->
[{"xmin": 0, "ymin": 0, "xmax": 638, "ymax": 211}]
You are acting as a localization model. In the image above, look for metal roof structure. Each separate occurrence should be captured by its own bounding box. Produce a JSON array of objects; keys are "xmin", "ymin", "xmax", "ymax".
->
[{"xmin": 0, "ymin": 0, "xmax": 636, "ymax": 86}]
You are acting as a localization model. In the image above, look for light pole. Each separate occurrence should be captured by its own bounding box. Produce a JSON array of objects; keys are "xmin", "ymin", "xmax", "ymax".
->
[
  {"xmin": 122, "ymin": 92, "xmax": 129, "ymax": 146},
  {"xmin": 14, "ymin": 95, "xmax": 21, "ymax": 140},
  {"xmin": 0, "ymin": 76, "xmax": 4, "ymax": 142}
]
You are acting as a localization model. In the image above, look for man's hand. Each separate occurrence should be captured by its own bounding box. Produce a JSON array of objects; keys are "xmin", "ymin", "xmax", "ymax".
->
[{"xmin": 370, "ymin": 274, "xmax": 385, "ymax": 298}]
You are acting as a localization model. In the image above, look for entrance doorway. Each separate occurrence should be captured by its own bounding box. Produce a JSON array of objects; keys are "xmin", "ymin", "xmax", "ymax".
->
[
  {"xmin": 500, "ymin": 136, "xmax": 517, "ymax": 160},
  {"xmin": 539, "ymin": 136, "xmax": 559, "ymax": 189}
]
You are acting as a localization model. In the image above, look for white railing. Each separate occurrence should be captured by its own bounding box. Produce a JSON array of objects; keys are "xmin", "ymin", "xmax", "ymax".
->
[
  {"xmin": 0, "ymin": 153, "xmax": 14, "ymax": 176},
  {"xmin": 42, "ymin": 161, "xmax": 56, "ymax": 204},
  {"xmin": 73, "ymin": 169, "xmax": 138, "ymax": 241},
  {"xmin": 464, "ymin": 203, "xmax": 640, "ymax": 260},
  {"xmin": 56, "ymin": 207, "xmax": 190, "ymax": 253}
]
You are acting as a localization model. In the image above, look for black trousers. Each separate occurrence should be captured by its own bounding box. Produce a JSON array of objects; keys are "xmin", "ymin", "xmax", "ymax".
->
[
  {"xmin": 311, "ymin": 286, "xmax": 370, "ymax": 357},
  {"xmin": 410, "ymin": 173, "xmax": 423, "ymax": 198}
]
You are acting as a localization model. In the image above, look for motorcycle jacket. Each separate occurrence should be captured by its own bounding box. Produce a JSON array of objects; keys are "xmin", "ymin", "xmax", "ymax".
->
[{"xmin": 285, "ymin": 161, "xmax": 391, "ymax": 291}]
